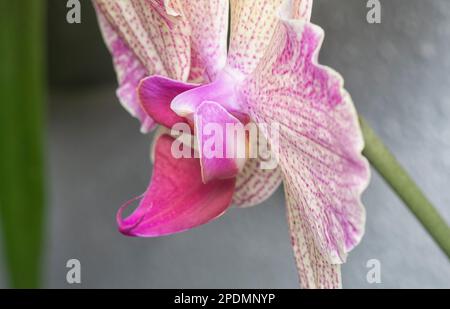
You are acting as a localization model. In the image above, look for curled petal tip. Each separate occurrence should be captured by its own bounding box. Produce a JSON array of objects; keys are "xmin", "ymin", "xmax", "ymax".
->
[
  {"xmin": 117, "ymin": 134, "xmax": 236, "ymax": 237},
  {"xmin": 116, "ymin": 194, "xmax": 146, "ymax": 237}
]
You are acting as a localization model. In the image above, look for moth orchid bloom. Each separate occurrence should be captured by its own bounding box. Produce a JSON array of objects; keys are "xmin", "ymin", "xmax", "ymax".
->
[{"xmin": 94, "ymin": 0, "xmax": 370, "ymax": 289}]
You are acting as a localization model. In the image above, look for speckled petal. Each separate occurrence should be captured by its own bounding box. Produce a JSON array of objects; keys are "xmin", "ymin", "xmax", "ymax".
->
[
  {"xmin": 95, "ymin": 6, "xmax": 155, "ymax": 133},
  {"xmin": 181, "ymin": 0, "xmax": 229, "ymax": 82},
  {"xmin": 228, "ymin": 0, "xmax": 314, "ymax": 207},
  {"xmin": 291, "ymin": 0, "xmax": 313, "ymax": 20},
  {"xmin": 242, "ymin": 18, "xmax": 370, "ymax": 287},
  {"xmin": 228, "ymin": 0, "xmax": 284, "ymax": 76},
  {"xmin": 118, "ymin": 134, "xmax": 236, "ymax": 237},
  {"xmin": 232, "ymin": 158, "xmax": 283, "ymax": 208},
  {"xmin": 285, "ymin": 177, "xmax": 342, "ymax": 288},
  {"xmin": 228, "ymin": 0, "xmax": 312, "ymax": 76},
  {"xmin": 95, "ymin": 0, "xmax": 190, "ymax": 80}
]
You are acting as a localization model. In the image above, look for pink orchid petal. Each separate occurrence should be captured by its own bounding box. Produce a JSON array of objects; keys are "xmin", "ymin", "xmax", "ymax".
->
[
  {"xmin": 138, "ymin": 75, "xmax": 199, "ymax": 128},
  {"xmin": 95, "ymin": 6, "xmax": 155, "ymax": 133},
  {"xmin": 232, "ymin": 159, "xmax": 283, "ymax": 208},
  {"xmin": 228, "ymin": 0, "xmax": 311, "ymax": 77},
  {"xmin": 242, "ymin": 19, "xmax": 370, "ymax": 287},
  {"xmin": 194, "ymin": 101, "xmax": 245, "ymax": 183},
  {"xmin": 118, "ymin": 134, "xmax": 236, "ymax": 237}
]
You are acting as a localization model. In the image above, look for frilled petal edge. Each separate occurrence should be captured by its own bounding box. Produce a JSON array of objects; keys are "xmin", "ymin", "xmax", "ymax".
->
[{"xmin": 242, "ymin": 16, "xmax": 370, "ymax": 287}]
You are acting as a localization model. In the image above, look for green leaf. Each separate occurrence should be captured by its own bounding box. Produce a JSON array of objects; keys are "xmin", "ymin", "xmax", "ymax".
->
[{"xmin": 0, "ymin": 0, "xmax": 47, "ymax": 288}]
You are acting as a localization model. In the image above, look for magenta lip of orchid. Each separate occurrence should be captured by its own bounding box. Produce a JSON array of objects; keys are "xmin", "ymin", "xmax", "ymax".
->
[{"xmin": 94, "ymin": 0, "xmax": 370, "ymax": 289}]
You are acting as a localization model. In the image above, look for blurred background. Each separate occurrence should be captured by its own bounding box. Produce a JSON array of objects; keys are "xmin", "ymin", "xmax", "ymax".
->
[{"xmin": 0, "ymin": 0, "xmax": 449, "ymax": 288}]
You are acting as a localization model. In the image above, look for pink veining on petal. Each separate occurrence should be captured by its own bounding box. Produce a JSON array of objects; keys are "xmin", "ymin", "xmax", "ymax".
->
[
  {"xmin": 232, "ymin": 159, "xmax": 283, "ymax": 208},
  {"xmin": 117, "ymin": 134, "xmax": 236, "ymax": 237},
  {"xmin": 95, "ymin": 0, "xmax": 191, "ymax": 80},
  {"xmin": 228, "ymin": 0, "xmax": 315, "ymax": 208},
  {"xmin": 228, "ymin": 0, "xmax": 315, "ymax": 76},
  {"xmin": 148, "ymin": 0, "xmax": 180, "ymax": 29},
  {"xmin": 241, "ymin": 17, "xmax": 370, "ymax": 287},
  {"xmin": 228, "ymin": 0, "xmax": 286, "ymax": 76},
  {"xmin": 291, "ymin": 0, "xmax": 313, "ymax": 20},
  {"xmin": 138, "ymin": 75, "xmax": 199, "ymax": 128},
  {"xmin": 182, "ymin": 0, "xmax": 229, "ymax": 82}
]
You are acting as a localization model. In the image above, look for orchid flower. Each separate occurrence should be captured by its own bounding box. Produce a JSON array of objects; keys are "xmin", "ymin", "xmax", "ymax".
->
[{"xmin": 94, "ymin": 0, "xmax": 370, "ymax": 289}]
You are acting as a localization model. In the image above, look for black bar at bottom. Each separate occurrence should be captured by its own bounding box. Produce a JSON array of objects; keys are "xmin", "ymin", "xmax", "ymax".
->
[{"xmin": 0, "ymin": 289, "xmax": 445, "ymax": 307}]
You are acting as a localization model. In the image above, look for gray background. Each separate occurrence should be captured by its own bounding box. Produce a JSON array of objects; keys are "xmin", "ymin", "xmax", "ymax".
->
[{"xmin": 1, "ymin": 0, "xmax": 450, "ymax": 288}]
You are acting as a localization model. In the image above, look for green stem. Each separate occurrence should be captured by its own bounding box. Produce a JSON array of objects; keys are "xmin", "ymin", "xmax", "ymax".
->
[
  {"xmin": 0, "ymin": 0, "xmax": 46, "ymax": 287},
  {"xmin": 360, "ymin": 116, "xmax": 450, "ymax": 259}
]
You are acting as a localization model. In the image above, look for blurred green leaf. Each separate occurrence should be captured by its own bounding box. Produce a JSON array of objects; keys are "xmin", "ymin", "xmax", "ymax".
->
[{"xmin": 0, "ymin": 0, "xmax": 46, "ymax": 288}]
